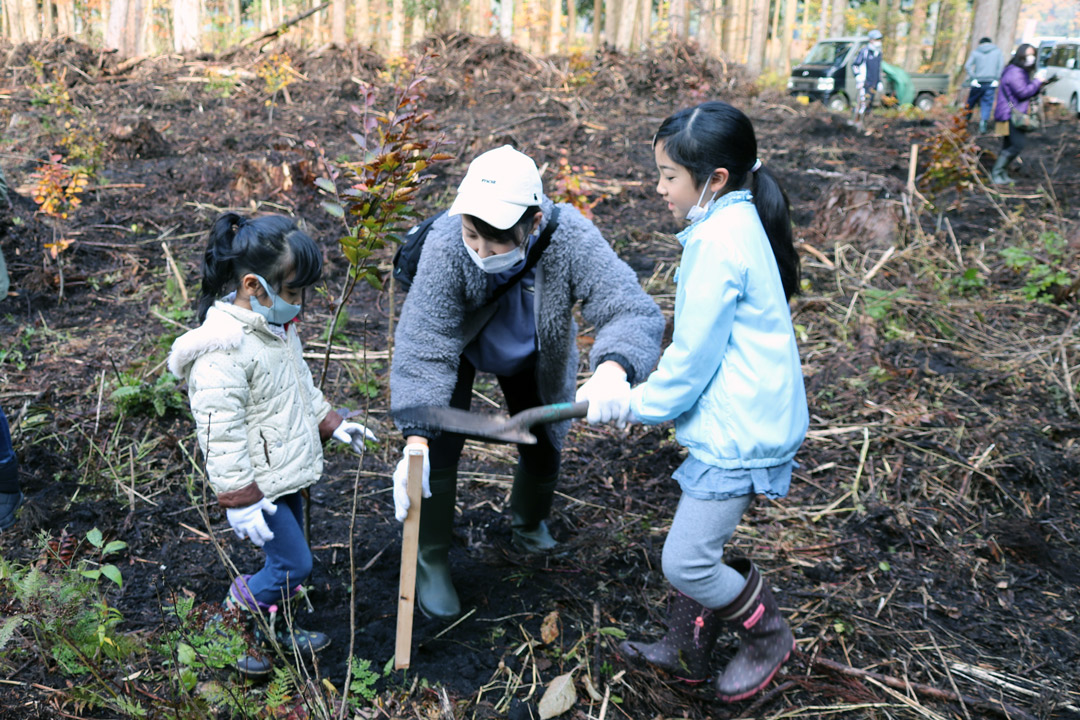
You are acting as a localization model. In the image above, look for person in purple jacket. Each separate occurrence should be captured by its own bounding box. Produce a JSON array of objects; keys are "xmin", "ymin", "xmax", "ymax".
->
[{"xmin": 991, "ymin": 43, "xmax": 1051, "ymax": 184}]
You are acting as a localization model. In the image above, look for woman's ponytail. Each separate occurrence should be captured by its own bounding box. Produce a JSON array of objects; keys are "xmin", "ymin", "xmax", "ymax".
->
[
  {"xmin": 198, "ymin": 213, "xmax": 244, "ymax": 322},
  {"xmin": 752, "ymin": 166, "xmax": 800, "ymax": 300}
]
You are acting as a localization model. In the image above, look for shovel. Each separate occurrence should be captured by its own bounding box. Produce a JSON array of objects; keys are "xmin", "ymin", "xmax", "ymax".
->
[{"xmin": 392, "ymin": 401, "xmax": 590, "ymax": 445}]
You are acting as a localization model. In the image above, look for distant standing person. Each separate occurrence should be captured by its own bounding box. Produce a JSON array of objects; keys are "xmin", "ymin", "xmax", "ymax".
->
[
  {"xmin": 991, "ymin": 43, "xmax": 1052, "ymax": 184},
  {"xmin": 964, "ymin": 37, "xmax": 1004, "ymax": 134},
  {"xmin": 852, "ymin": 30, "xmax": 884, "ymax": 124}
]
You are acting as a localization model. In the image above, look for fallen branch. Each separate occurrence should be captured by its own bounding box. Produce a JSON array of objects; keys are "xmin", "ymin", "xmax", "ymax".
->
[
  {"xmin": 225, "ymin": 2, "xmax": 331, "ymax": 55},
  {"xmin": 809, "ymin": 655, "xmax": 1038, "ymax": 720}
]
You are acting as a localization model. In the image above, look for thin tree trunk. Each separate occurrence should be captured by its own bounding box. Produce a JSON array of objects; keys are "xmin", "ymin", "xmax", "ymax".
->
[
  {"xmin": 472, "ymin": 0, "xmax": 487, "ymax": 34},
  {"xmin": 410, "ymin": 6, "xmax": 425, "ymax": 45},
  {"xmin": 173, "ymin": 0, "xmax": 200, "ymax": 51},
  {"xmin": 928, "ymin": 0, "xmax": 955, "ymax": 72},
  {"xmin": 817, "ymin": 0, "xmax": 827, "ymax": 42},
  {"xmin": 355, "ymin": 0, "xmax": 370, "ymax": 44},
  {"xmin": 389, "ymin": 0, "xmax": 404, "ymax": 52},
  {"xmin": 43, "ymin": 0, "xmax": 56, "ymax": 36},
  {"xmin": 107, "ymin": 0, "xmax": 129, "ymax": 50},
  {"xmin": 604, "ymin": 0, "xmax": 618, "ymax": 45},
  {"xmin": 995, "ymin": 0, "xmax": 1019, "ymax": 56},
  {"xmin": 261, "ymin": 0, "xmax": 271, "ymax": 31},
  {"xmin": 877, "ymin": 0, "xmax": 889, "ymax": 51},
  {"xmin": 370, "ymin": 0, "xmax": 386, "ymax": 49},
  {"xmin": 615, "ymin": 0, "xmax": 635, "ymax": 49},
  {"xmin": 499, "ymin": 0, "xmax": 513, "ymax": 40},
  {"xmin": 567, "ymin": 0, "xmax": 576, "ymax": 47},
  {"xmin": 19, "ymin": 0, "xmax": 41, "ymax": 40},
  {"xmin": 904, "ymin": 0, "xmax": 927, "ymax": 71},
  {"xmin": 829, "ymin": 0, "xmax": 843, "ymax": 36},
  {"xmin": 592, "ymin": 0, "xmax": 602, "ymax": 47},
  {"xmin": 779, "ymin": 0, "xmax": 795, "ymax": 71},
  {"xmin": 547, "ymin": 0, "xmax": 561, "ymax": 53},
  {"xmin": 331, "ymin": 0, "xmax": 346, "ymax": 45},
  {"xmin": 767, "ymin": 0, "xmax": 781, "ymax": 68},
  {"xmin": 231, "ymin": 0, "xmax": 241, "ymax": 29},
  {"xmin": 746, "ymin": 0, "xmax": 768, "ymax": 74},
  {"xmin": 669, "ymin": 0, "xmax": 684, "ymax": 38}
]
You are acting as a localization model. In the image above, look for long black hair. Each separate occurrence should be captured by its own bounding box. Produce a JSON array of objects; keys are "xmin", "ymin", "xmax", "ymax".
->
[
  {"xmin": 1008, "ymin": 43, "xmax": 1036, "ymax": 78},
  {"xmin": 653, "ymin": 101, "xmax": 800, "ymax": 300},
  {"xmin": 197, "ymin": 213, "xmax": 322, "ymax": 322}
]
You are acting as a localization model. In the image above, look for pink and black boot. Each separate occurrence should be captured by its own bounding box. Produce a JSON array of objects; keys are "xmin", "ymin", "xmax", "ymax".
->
[
  {"xmin": 713, "ymin": 559, "xmax": 795, "ymax": 702},
  {"xmin": 225, "ymin": 574, "xmax": 330, "ymax": 676},
  {"xmin": 618, "ymin": 590, "xmax": 722, "ymax": 683}
]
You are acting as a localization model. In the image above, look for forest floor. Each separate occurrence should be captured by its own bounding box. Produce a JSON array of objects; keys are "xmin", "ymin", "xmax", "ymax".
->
[{"xmin": 1, "ymin": 34, "xmax": 1079, "ymax": 720}]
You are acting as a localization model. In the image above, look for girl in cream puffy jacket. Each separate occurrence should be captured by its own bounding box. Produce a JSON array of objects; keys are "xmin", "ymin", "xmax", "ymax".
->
[{"xmin": 168, "ymin": 213, "xmax": 374, "ymax": 677}]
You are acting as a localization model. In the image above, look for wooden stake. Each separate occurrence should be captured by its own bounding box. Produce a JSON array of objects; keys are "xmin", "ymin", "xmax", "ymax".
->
[
  {"xmin": 394, "ymin": 449, "xmax": 424, "ymax": 669},
  {"xmin": 161, "ymin": 241, "xmax": 189, "ymax": 304},
  {"xmin": 907, "ymin": 142, "xmax": 919, "ymax": 195}
]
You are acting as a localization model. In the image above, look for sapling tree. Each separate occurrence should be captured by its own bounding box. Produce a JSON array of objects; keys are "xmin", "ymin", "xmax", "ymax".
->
[{"xmin": 310, "ymin": 50, "xmax": 451, "ymax": 388}]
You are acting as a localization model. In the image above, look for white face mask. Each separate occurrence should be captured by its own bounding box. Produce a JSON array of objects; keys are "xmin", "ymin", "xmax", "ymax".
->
[
  {"xmin": 463, "ymin": 237, "xmax": 527, "ymax": 274},
  {"xmin": 685, "ymin": 180, "xmax": 719, "ymax": 224},
  {"xmin": 1024, "ymin": 55, "xmax": 1036, "ymax": 67}
]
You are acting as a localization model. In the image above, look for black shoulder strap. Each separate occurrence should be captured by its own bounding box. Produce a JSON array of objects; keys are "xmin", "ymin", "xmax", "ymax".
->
[{"xmin": 489, "ymin": 206, "xmax": 561, "ymax": 304}]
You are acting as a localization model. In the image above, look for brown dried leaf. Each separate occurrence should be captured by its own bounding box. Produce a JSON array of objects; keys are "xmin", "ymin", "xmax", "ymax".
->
[{"xmin": 540, "ymin": 610, "xmax": 560, "ymax": 645}]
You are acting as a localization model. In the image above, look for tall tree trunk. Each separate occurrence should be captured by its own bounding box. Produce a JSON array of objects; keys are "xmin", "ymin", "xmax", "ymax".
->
[
  {"xmin": 567, "ymin": 0, "xmax": 576, "ymax": 47},
  {"xmin": 173, "ymin": 0, "xmax": 200, "ymax": 51},
  {"xmin": 332, "ymin": 0, "xmax": 346, "ymax": 45},
  {"xmin": 261, "ymin": 0, "xmax": 271, "ymax": 31},
  {"xmin": 928, "ymin": 0, "xmax": 956, "ymax": 72},
  {"xmin": 107, "ymin": 0, "xmax": 130, "ymax": 51},
  {"xmin": 410, "ymin": 6, "xmax": 425, "ymax": 45},
  {"xmin": 547, "ymin": 0, "xmax": 561, "ymax": 53},
  {"xmin": 389, "ymin": 0, "xmax": 405, "ymax": 52},
  {"xmin": 592, "ymin": 0, "xmax": 602, "ymax": 47},
  {"xmin": 43, "ymin": 0, "xmax": 56, "ymax": 36},
  {"xmin": 817, "ymin": 0, "xmax": 827, "ymax": 42},
  {"xmin": 499, "ymin": 0, "xmax": 513, "ymax": 40},
  {"xmin": 670, "ymin": 0, "xmax": 686, "ymax": 38},
  {"xmin": 903, "ymin": 0, "xmax": 927, "ymax": 71},
  {"xmin": 968, "ymin": 0, "xmax": 998, "ymax": 62},
  {"xmin": 829, "ymin": 0, "xmax": 843, "ymax": 36},
  {"xmin": 604, "ymin": 0, "xmax": 618, "ymax": 45},
  {"xmin": 995, "ymin": 0, "xmax": 1019, "ymax": 56},
  {"xmin": 877, "ymin": 0, "xmax": 890, "ymax": 51},
  {"xmin": 779, "ymin": 0, "xmax": 795, "ymax": 71},
  {"xmin": 231, "ymin": 0, "xmax": 241, "ymax": 29},
  {"xmin": 18, "ymin": 0, "xmax": 41, "ymax": 40},
  {"xmin": 615, "ymin": 0, "xmax": 635, "ymax": 49},
  {"xmin": 370, "ymin": 0, "xmax": 386, "ymax": 50},
  {"xmin": 767, "ymin": 0, "xmax": 782, "ymax": 66},
  {"xmin": 746, "ymin": 0, "xmax": 768, "ymax": 74},
  {"xmin": 355, "ymin": 0, "xmax": 371, "ymax": 44}
]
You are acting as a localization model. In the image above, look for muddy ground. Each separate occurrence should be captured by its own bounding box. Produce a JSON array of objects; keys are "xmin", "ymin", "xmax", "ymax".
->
[{"xmin": 1, "ymin": 34, "xmax": 1079, "ymax": 720}]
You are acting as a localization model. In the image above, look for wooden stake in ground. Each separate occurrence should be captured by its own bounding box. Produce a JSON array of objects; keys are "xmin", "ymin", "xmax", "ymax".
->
[{"xmin": 395, "ymin": 449, "xmax": 424, "ymax": 669}]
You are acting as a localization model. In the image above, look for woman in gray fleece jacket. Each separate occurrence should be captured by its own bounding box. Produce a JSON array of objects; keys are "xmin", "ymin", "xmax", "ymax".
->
[{"xmin": 390, "ymin": 145, "xmax": 664, "ymax": 619}]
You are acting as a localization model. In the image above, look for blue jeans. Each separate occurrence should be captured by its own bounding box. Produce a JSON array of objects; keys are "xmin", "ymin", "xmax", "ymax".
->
[
  {"xmin": 246, "ymin": 492, "xmax": 312, "ymax": 605},
  {"xmin": 0, "ymin": 407, "xmax": 19, "ymax": 494},
  {"xmin": 967, "ymin": 83, "xmax": 994, "ymax": 122}
]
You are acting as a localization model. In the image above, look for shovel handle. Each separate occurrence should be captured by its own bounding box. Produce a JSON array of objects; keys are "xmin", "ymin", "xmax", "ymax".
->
[{"xmin": 508, "ymin": 401, "xmax": 590, "ymax": 430}]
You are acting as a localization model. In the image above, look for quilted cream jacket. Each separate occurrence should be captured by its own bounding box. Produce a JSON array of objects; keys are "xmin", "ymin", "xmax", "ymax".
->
[{"xmin": 168, "ymin": 301, "xmax": 336, "ymax": 507}]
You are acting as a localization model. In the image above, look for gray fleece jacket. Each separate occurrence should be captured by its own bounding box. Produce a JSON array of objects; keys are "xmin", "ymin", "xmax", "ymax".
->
[
  {"xmin": 391, "ymin": 198, "xmax": 664, "ymax": 447},
  {"xmin": 965, "ymin": 42, "xmax": 1004, "ymax": 83}
]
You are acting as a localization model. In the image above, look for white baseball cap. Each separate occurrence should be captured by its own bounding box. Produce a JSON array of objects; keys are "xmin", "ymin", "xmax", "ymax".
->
[{"xmin": 448, "ymin": 145, "xmax": 544, "ymax": 229}]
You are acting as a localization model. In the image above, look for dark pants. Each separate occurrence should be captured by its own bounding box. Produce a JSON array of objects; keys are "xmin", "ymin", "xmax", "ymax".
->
[
  {"xmin": 966, "ymin": 83, "xmax": 994, "ymax": 122},
  {"xmin": 247, "ymin": 491, "xmax": 312, "ymax": 605},
  {"xmin": 1002, "ymin": 121, "xmax": 1027, "ymax": 157},
  {"xmin": 428, "ymin": 356, "xmax": 560, "ymax": 477},
  {"xmin": 0, "ymin": 407, "xmax": 19, "ymax": 494}
]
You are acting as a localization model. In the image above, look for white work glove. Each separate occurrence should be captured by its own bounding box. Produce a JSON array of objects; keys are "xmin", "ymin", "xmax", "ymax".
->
[
  {"xmin": 333, "ymin": 421, "xmax": 378, "ymax": 453},
  {"xmin": 971, "ymin": 79, "xmax": 980, "ymax": 88},
  {"xmin": 392, "ymin": 443, "xmax": 431, "ymax": 522},
  {"xmin": 991, "ymin": 80, "xmax": 999, "ymax": 87},
  {"xmin": 576, "ymin": 363, "xmax": 632, "ymax": 428},
  {"xmin": 877, "ymin": 81, "xmax": 884, "ymax": 92},
  {"xmin": 226, "ymin": 497, "xmax": 278, "ymax": 547}
]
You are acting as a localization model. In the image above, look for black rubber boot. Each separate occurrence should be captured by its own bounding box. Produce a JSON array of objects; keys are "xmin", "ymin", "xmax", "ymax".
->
[
  {"xmin": 618, "ymin": 590, "xmax": 722, "ymax": 683},
  {"xmin": 416, "ymin": 467, "xmax": 461, "ymax": 620},
  {"xmin": 509, "ymin": 467, "xmax": 558, "ymax": 553},
  {"xmin": 714, "ymin": 559, "xmax": 795, "ymax": 703}
]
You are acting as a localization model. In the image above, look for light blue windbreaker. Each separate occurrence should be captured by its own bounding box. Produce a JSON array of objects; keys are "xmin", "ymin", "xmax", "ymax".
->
[{"xmin": 629, "ymin": 190, "xmax": 808, "ymax": 470}]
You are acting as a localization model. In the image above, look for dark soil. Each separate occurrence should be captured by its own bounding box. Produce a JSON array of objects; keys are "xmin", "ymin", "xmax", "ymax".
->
[{"xmin": 1, "ymin": 33, "xmax": 1079, "ymax": 720}]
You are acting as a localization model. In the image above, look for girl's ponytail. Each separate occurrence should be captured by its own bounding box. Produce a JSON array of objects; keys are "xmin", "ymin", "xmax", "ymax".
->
[
  {"xmin": 198, "ymin": 212, "xmax": 244, "ymax": 322},
  {"xmin": 751, "ymin": 166, "xmax": 800, "ymax": 300},
  {"xmin": 654, "ymin": 101, "xmax": 800, "ymax": 301},
  {"xmin": 195, "ymin": 212, "xmax": 322, "ymax": 323}
]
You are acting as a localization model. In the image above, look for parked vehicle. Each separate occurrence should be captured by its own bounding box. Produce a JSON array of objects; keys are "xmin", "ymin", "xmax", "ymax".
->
[
  {"xmin": 788, "ymin": 36, "xmax": 950, "ymax": 112},
  {"xmin": 1041, "ymin": 38, "xmax": 1080, "ymax": 116},
  {"xmin": 1035, "ymin": 37, "xmax": 1065, "ymax": 69}
]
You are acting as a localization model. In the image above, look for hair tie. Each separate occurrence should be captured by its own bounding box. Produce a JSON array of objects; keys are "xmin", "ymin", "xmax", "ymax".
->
[{"xmin": 751, "ymin": 159, "xmax": 762, "ymax": 173}]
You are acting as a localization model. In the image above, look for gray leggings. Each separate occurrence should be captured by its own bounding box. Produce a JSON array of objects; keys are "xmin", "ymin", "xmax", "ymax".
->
[{"xmin": 661, "ymin": 493, "xmax": 753, "ymax": 609}]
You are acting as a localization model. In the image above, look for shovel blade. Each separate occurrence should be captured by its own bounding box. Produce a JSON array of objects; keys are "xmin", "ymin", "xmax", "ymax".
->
[{"xmin": 392, "ymin": 405, "xmax": 538, "ymax": 445}]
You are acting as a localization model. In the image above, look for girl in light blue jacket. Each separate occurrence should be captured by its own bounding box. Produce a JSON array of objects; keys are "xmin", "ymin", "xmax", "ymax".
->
[{"xmin": 607, "ymin": 101, "xmax": 808, "ymax": 702}]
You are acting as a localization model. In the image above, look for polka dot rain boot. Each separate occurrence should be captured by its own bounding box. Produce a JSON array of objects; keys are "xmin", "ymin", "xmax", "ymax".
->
[
  {"xmin": 714, "ymin": 559, "xmax": 795, "ymax": 703},
  {"xmin": 618, "ymin": 590, "xmax": 722, "ymax": 683}
]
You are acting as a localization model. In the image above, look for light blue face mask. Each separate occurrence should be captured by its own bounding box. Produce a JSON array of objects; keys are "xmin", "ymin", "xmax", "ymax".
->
[
  {"xmin": 463, "ymin": 236, "xmax": 528, "ymax": 274},
  {"xmin": 250, "ymin": 274, "xmax": 302, "ymax": 325}
]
